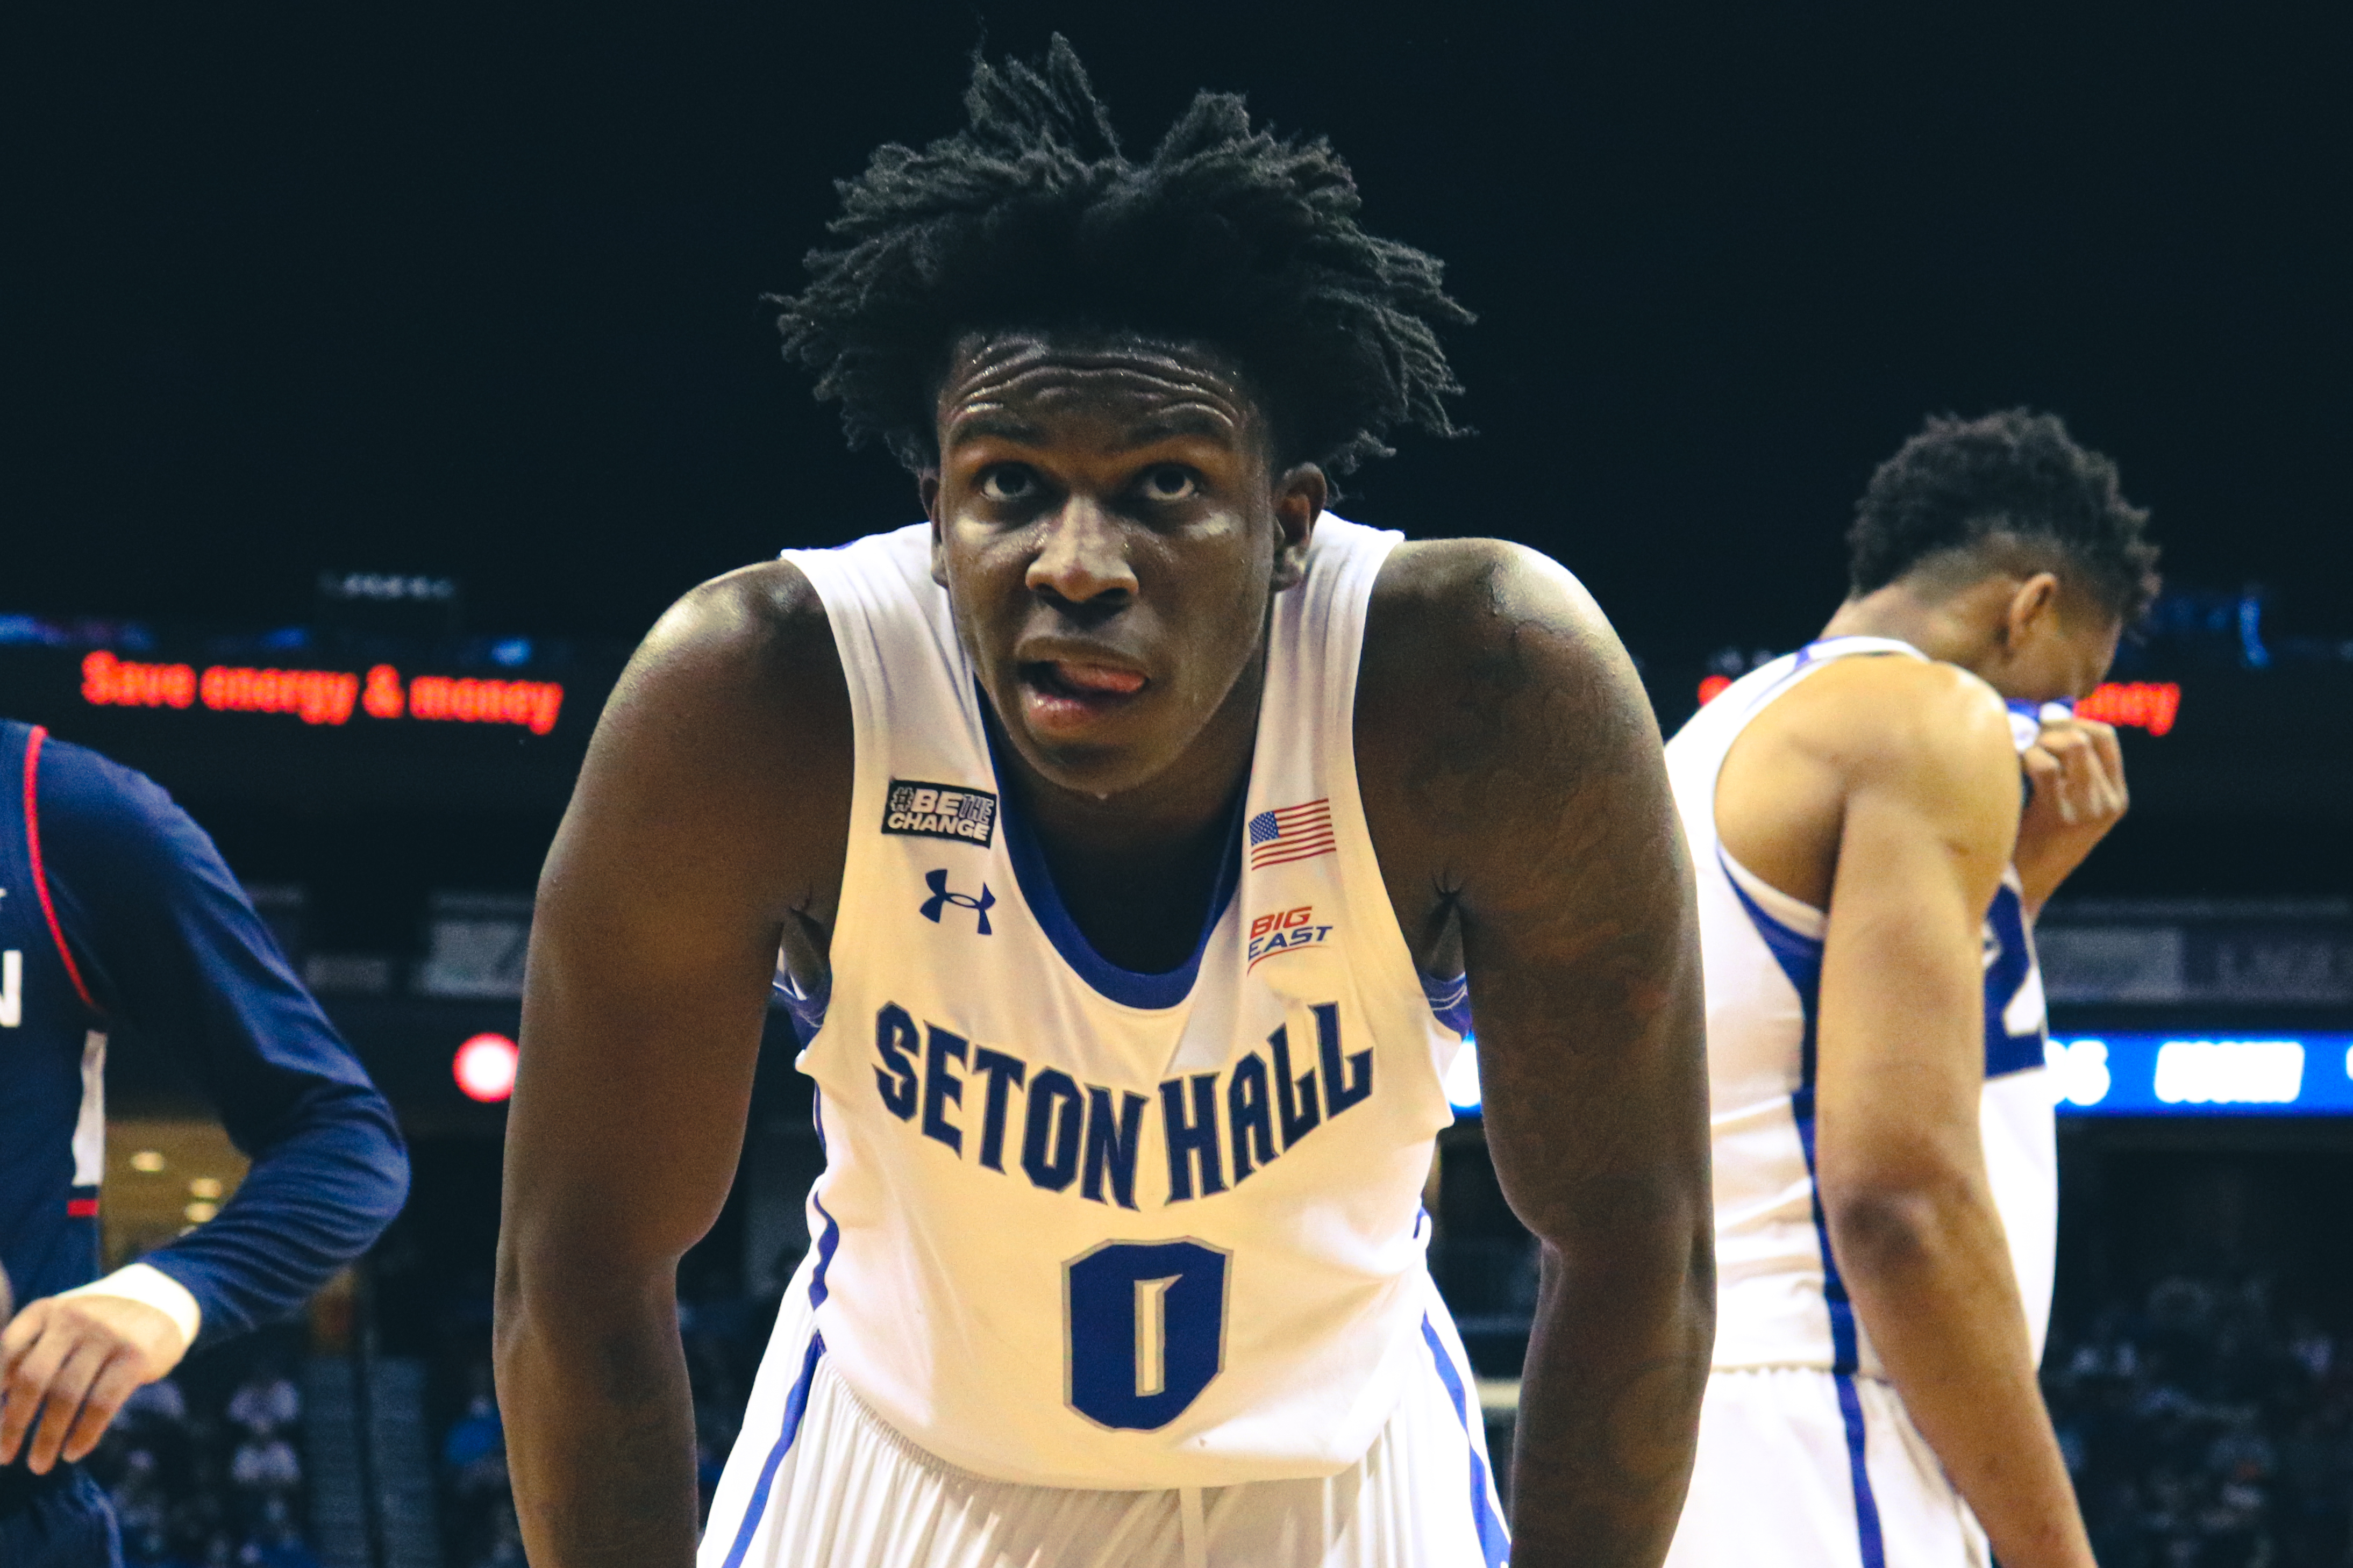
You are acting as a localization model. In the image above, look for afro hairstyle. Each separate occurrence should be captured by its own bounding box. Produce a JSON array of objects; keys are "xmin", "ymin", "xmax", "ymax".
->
[
  {"xmin": 772, "ymin": 35, "xmax": 1473, "ymax": 476},
  {"xmin": 1848, "ymin": 409, "xmax": 2161, "ymax": 621}
]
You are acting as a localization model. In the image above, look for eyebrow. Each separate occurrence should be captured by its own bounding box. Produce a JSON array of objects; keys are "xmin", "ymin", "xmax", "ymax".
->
[
  {"xmin": 1116, "ymin": 407, "xmax": 1239, "ymax": 449},
  {"xmin": 944, "ymin": 411, "xmax": 1046, "ymax": 449},
  {"xmin": 942, "ymin": 402, "xmax": 1245, "ymax": 453}
]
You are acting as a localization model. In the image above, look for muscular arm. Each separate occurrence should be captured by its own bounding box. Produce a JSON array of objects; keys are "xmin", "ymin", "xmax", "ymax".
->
[
  {"xmin": 1361, "ymin": 541, "xmax": 1712, "ymax": 1568},
  {"xmin": 495, "ymin": 563, "xmax": 850, "ymax": 1568},
  {"xmin": 1810, "ymin": 669, "xmax": 2093, "ymax": 1568}
]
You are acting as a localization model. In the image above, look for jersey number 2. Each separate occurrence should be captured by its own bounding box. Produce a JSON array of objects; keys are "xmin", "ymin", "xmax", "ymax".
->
[{"xmin": 1065, "ymin": 1239, "xmax": 1230, "ymax": 1430}]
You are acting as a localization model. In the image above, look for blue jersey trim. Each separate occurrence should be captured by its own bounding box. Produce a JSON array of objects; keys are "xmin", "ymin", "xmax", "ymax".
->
[
  {"xmin": 1723, "ymin": 868, "xmax": 1866, "ymax": 1374},
  {"xmin": 1421, "ymin": 970, "xmax": 1473, "ymax": 1037},
  {"xmin": 1834, "ymin": 1372, "xmax": 1888, "ymax": 1568},
  {"xmin": 807, "ymin": 1094, "xmax": 840, "ymax": 1309},
  {"xmin": 982, "ymin": 708, "xmax": 1243, "ymax": 1011},
  {"xmin": 773, "ymin": 966, "xmax": 830, "ymax": 1046},
  {"xmin": 716, "ymin": 1331, "xmax": 827, "ymax": 1568},
  {"xmin": 1421, "ymin": 1314, "xmax": 1511, "ymax": 1568},
  {"xmin": 1728, "ymin": 857, "xmax": 1889, "ymax": 1566},
  {"xmin": 1980, "ymin": 885, "xmax": 2045, "ymax": 1078}
]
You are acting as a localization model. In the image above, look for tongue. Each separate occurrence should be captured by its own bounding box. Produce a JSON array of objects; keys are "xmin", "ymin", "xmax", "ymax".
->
[{"xmin": 1054, "ymin": 662, "xmax": 1145, "ymax": 696}]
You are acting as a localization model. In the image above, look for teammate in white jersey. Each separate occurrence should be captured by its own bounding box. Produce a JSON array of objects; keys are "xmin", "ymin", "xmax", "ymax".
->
[
  {"xmin": 1660, "ymin": 410, "xmax": 2159, "ymax": 1568},
  {"xmin": 496, "ymin": 39, "xmax": 1713, "ymax": 1568}
]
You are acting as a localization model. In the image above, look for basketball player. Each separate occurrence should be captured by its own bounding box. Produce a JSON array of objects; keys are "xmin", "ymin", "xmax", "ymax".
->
[
  {"xmin": 1659, "ymin": 411, "xmax": 2154, "ymax": 1568},
  {"xmin": 497, "ymin": 39, "xmax": 1713, "ymax": 1568},
  {"xmin": 0, "ymin": 720, "xmax": 411, "ymax": 1566}
]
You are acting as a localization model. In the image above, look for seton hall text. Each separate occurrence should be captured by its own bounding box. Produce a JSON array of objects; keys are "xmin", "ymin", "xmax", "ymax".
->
[{"xmin": 868, "ymin": 1001, "xmax": 1374, "ymax": 1209}]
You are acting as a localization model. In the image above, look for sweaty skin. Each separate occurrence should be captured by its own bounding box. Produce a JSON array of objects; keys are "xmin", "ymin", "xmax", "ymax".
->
[
  {"xmin": 495, "ymin": 333, "xmax": 1712, "ymax": 1568},
  {"xmin": 1711, "ymin": 567, "xmax": 2127, "ymax": 1568}
]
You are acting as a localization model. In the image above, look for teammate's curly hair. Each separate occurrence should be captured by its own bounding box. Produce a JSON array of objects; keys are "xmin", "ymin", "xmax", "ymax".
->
[
  {"xmin": 772, "ymin": 35, "xmax": 1472, "ymax": 475},
  {"xmin": 1848, "ymin": 409, "xmax": 2161, "ymax": 620}
]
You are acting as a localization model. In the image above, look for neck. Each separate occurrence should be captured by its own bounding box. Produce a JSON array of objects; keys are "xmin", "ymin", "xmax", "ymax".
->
[
  {"xmin": 1819, "ymin": 579, "xmax": 2008, "ymax": 675},
  {"xmin": 985, "ymin": 658, "xmax": 1260, "ymax": 973}
]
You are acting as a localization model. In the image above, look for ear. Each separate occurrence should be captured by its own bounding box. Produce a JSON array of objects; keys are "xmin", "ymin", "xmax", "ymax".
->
[
  {"xmin": 921, "ymin": 471, "xmax": 948, "ymax": 587},
  {"xmin": 2002, "ymin": 571, "xmax": 2063, "ymax": 646},
  {"xmin": 1269, "ymin": 464, "xmax": 1327, "ymax": 591}
]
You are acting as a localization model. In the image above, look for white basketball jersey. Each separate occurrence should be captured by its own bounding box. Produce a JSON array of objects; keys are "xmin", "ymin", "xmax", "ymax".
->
[
  {"xmin": 772, "ymin": 518, "xmax": 1470, "ymax": 1490},
  {"xmin": 1663, "ymin": 636, "xmax": 2057, "ymax": 1378}
]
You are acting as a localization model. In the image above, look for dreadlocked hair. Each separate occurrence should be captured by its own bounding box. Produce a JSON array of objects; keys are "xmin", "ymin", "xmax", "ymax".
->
[
  {"xmin": 1849, "ymin": 409, "xmax": 2162, "ymax": 621},
  {"xmin": 773, "ymin": 35, "xmax": 1472, "ymax": 475}
]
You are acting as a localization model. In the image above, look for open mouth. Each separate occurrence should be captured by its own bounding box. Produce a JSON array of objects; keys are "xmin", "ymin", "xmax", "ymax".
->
[{"xmin": 1018, "ymin": 660, "xmax": 1147, "ymax": 731}]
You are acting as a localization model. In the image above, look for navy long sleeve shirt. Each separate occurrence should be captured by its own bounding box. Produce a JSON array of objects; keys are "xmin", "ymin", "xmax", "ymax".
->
[{"xmin": 1, "ymin": 720, "xmax": 409, "ymax": 1347}]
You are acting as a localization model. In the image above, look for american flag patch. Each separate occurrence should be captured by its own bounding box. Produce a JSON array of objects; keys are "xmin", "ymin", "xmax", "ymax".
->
[{"xmin": 1247, "ymin": 799, "xmax": 1336, "ymax": 870}]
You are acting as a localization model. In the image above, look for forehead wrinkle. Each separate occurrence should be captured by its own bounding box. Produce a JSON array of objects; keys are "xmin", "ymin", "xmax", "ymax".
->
[{"xmin": 943, "ymin": 357, "xmax": 1253, "ymax": 458}]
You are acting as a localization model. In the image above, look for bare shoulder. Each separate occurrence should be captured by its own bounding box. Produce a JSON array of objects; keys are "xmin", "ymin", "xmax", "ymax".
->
[
  {"xmin": 614, "ymin": 559, "xmax": 840, "ymax": 714},
  {"xmin": 554, "ymin": 557, "xmax": 852, "ymax": 925},
  {"xmin": 1360, "ymin": 537, "xmax": 1646, "ymax": 788},
  {"xmin": 1772, "ymin": 654, "xmax": 2015, "ymax": 800},
  {"xmin": 1358, "ymin": 538, "xmax": 1659, "ymax": 896},
  {"xmin": 1364, "ymin": 536, "xmax": 1622, "ymax": 668}
]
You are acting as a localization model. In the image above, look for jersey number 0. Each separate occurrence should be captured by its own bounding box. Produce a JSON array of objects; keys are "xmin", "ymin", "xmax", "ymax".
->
[{"xmin": 1065, "ymin": 1240, "xmax": 1230, "ymax": 1430}]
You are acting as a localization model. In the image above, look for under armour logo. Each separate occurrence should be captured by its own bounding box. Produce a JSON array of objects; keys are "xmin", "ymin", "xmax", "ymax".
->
[{"xmin": 921, "ymin": 869, "xmax": 995, "ymax": 935}]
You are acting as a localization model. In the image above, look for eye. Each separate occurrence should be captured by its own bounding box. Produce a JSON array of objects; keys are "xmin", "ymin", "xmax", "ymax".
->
[
  {"xmin": 1138, "ymin": 465, "xmax": 1198, "ymax": 502},
  {"xmin": 976, "ymin": 465, "xmax": 1038, "ymax": 503}
]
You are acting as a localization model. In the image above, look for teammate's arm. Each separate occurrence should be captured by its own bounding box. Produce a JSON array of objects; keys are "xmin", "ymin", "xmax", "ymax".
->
[
  {"xmin": 1365, "ymin": 541, "xmax": 1713, "ymax": 1568},
  {"xmin": 1813, "ymin": 670, "xmax": 2094, "ymax": 1568},
  {"xmin": 496, "ymin": 563, "xmax": 850, "ymax": 1568}
]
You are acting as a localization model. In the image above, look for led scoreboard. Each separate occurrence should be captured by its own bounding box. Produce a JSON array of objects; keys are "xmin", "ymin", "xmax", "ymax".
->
[
  {"xmin": 81, "ymin": 649, "xmax": 565, "ymax": 735},
  {"xmin": 0, "ymin": 616, "xmax": 624, "ymax": 811},
  {"xmin": 2045, "ymin": 1034, "xmax": 2353, "ymax": 1115},
  {"xmin": 1442, "ymin": 1035, "xmax": 2353, "ymax": 1119}
]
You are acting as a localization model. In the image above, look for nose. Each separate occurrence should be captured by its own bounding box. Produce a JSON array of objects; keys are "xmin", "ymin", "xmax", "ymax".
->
[{"xmin": 1025, "ymin": 496, "xmax": 1138, "ymax": 608}]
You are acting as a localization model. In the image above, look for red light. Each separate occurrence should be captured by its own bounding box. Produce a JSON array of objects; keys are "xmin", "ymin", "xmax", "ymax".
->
[
  {"xmin": 362, "ymin": 663, "xmax": 407, "ymax": 719},
  {"xmin": 2074, "ymin": 681, "xmax": 2181, "ymax": 736},
  {"xmin": 453, "ymin": 1033, "xmax": 519, "ymax": 1102},
  {"xmin": 1697, "ymin": 674, "xmax": 1733, "ymax": 706}
]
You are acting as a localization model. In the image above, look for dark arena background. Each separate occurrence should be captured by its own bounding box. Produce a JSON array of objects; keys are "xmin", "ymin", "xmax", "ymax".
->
[{"xmin": 7, "ymin": 4, "xmax": 2350, "ymax": 1565}]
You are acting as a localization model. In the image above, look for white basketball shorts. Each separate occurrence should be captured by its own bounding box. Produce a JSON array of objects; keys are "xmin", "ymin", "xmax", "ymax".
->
[
  {"xmin": 1663, "ymin": 1367, "xmax": 1990, "ymax": 1568},
  {"xmin": 699, "ymin": 1265, "xmax": 1509, "ymax": 1568}
]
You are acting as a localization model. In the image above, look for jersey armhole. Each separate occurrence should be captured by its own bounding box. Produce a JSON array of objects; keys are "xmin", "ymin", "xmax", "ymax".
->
[
  {"xmin": 1719, "ymin": 845, "xmax": 1829, "ymax": 942},
  {"xmin": 22, "ymin": 726, "xmax": 103, "ymax": 1015}
]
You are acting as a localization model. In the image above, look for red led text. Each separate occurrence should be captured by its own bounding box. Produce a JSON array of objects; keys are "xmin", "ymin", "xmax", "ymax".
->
[
  {"xmin": 2074, "ymin": 681, "xmax": 2181, "ymax": 737},
  {"xmin": 82, "ymin": 650, "xmax": 564, "ymax": 736}
]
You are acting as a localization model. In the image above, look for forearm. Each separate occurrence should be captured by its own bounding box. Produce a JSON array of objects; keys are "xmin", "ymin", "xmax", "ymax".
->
[
  {"xmin": 496, "ymin": 1252, "xmax": 700, "ymax": 1568},
  {"xmin": 1831, "ymin": 1185, "xmax": 2091, "ymax": 1568},
  {"xmin": 2010, "ymin": 843, "xmax": 2074, "ymax": 919},
  {"xmin": 1509, "ymin": 1233, "xmax": 1713, "ymax": 1568},
  {"xmin": 146, "ymin": 1086, "xmax": 408, "ymax": 1344}
]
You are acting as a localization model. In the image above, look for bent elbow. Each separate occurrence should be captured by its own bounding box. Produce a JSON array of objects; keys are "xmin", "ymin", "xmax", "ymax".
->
[{"xmin": 1819, "ymin": 1170, "xmax": 1981, "ymax": 1281}]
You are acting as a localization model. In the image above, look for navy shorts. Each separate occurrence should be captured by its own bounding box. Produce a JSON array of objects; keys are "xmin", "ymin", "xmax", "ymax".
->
[{"xmin": 0, "ymin": 1466, "xmax": 123, "ymax": 1568}]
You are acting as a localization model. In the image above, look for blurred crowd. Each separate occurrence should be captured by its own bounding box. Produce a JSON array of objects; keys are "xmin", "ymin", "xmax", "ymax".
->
[
  {"xmin": 69, "ymin": 1165, "xmax": 2353, "ymax": 1568},
  {"xmin": 87, "ymin": 1333, "xmax": 317, "ymax": 1568},
  {"xmin": 431, "ymin": 1289, "xmax": 779, "ymax": 1568},
  {"xmin": 2047, "ymin": 1272, "xmax": 2353, "ymax": 1567}
]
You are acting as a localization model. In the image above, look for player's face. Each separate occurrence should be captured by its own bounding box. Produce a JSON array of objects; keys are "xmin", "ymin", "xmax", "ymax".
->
[
  {"xmin": 1992, "ymin": 583, "xmax": 2124, "ymax": 704},
  {"xmin": 924, "ymin": 333, "xmax": 1322, "ymax": 799}
]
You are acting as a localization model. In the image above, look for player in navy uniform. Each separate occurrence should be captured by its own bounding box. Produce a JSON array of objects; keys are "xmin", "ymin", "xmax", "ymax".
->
[
  {"xmin": 500, "ymin": 39, "xmax": 1713, "ymax": 1568},
  {"xmin": 0, "ymin": 721, "xmax": 410, "ymax": 1566}
]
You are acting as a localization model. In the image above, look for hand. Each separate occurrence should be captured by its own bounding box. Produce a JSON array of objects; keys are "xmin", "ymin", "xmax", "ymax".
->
[
  {"xmin": 2015, "ymin": 715, "xmax": 2128, "ymax": 916},
  {"xmin": 0, "ymin": 1293, "xmax": 189, "ymax": 1472}
]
